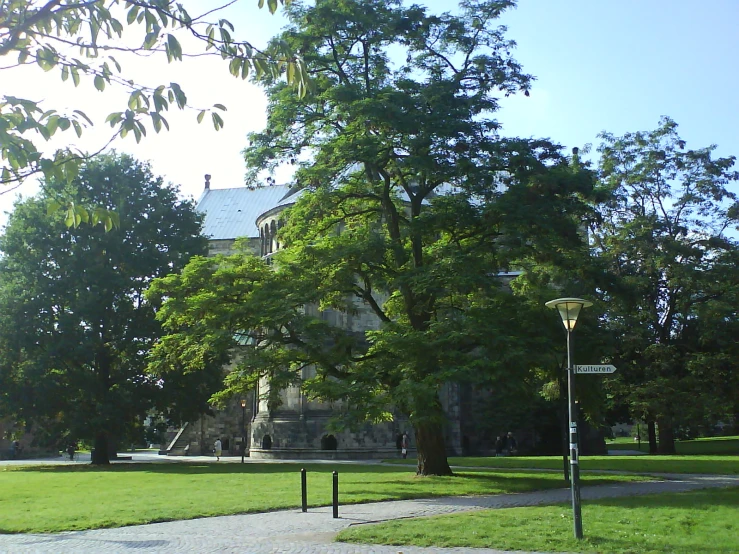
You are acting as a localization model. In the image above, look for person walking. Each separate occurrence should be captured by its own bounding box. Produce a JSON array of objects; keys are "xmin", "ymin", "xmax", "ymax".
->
[
  {"xmin": 401, "ymin": 432, "xmax": 409, "ymax": 459},
  {"xmin": 214, "ymin": 438, "xmax": 222, "ymax": 461},
  {"xmin": 506, "ymin": 431, "xmax": 517, "ymax": 456}
]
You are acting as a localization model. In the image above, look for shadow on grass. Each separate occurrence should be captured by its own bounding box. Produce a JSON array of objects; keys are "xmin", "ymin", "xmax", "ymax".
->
[{"xmin": 15, "ymin": 462, "xmax": 421, "ymax": 476}]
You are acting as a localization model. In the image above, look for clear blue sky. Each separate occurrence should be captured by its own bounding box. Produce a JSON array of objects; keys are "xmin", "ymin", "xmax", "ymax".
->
[
  {"xmin": 2, "ymin": 0, "xmax": 737, "ymax": 215},
  {"xmin": 491, "ymin": 0, "xmax": 739, "ymax": 166}
]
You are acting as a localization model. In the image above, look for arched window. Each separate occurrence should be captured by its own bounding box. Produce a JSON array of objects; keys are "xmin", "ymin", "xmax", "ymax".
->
[
  {"xmin": 321, "ymin": 434, "xmax": 338, "ymax": 450},
  {"xmin": 264, "ymin": 224, "xmax": 271, "ymax": 255},
  {"xmin": 270, "ymin": 220, "xmax": 277, "ymax": 252}
]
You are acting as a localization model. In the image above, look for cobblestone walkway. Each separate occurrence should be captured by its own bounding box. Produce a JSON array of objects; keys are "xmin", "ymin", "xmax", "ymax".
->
[{"xmin": 1, "ymin": 474, "xmax": 736, "ymax": 553}]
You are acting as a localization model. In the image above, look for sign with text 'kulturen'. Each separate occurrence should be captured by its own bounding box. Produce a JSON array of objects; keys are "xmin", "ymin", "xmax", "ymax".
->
[{"xmin": 574, "ymin": 364, "xmax": 617, "ymax": 374}]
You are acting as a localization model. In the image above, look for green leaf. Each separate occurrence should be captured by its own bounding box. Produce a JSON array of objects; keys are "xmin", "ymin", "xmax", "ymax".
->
[
  {"xmin": 75, "ymin": 205, "xmax": 89, "ymax": 224},
  {"xmin": 110, "ymin": 18, "xmax": 123, "ymax": 37},
  {"xmin": 213, "ymin": 104, "xmax": 227, "ymax": 111},
  {"xmin": 229, "ymin": 57, "xmax": 241, "ymax": 77},
  {"xmin": 197, "ymin": 110, "xmax": 206, "ymax": 124},
  {"xmin": 73, "ymin": 110, "xmax": 93, "ymax": 126},
  {"xmin": 212, "ymin": 112, "xmax": 224, "ymax": 131},
  {"xmin": 127, "ymin": 5, "xmax": 139, "ymax": 25},
  {"xmin": 94, "ymin": 75, "xmax": 106, "ymax": 92},
  {"xmin": 70, "ymin": 66, "xmax": 81, "ymax": 87},
  {"xmin": 109, "ymin": 211, "xmax": 120, "ymax": 230},
  {"xmin": 166, "ymin": 35, "xmax": 182, "ymax": 61},
  {"xmin": 47, "ymin": 116, "xmax": 59, "ymax": 136},
  {"xmin": 62, "ymin": 159, "xmax": 79, "ymax": 184},
  {"xmin": 47, "ymin": 200, "xmax": 62, "ymax": 217}
]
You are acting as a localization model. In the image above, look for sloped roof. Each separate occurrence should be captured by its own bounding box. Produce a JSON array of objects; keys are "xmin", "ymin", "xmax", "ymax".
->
[{"xmin": 196, "ymin": 185, "xmax": 294, "ymax": 240}]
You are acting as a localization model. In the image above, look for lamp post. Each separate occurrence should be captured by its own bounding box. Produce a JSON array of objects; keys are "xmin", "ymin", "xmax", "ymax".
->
[
  {"xmin": 241, "ymin": 399, "xmax": 247, "ymax": 464},
  {"xmin": 545, "ymin": 297, "xmax": 592, "ymax": 540}
]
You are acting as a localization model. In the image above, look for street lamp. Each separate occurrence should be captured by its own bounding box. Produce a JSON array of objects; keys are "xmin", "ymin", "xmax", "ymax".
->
[
  {"xmin": 545, "ymin": 297, "xmax": 592, "ymax": 540},
  {"xmin": 241, "ymin": 399, "xmax": 247, "ymax": 464}
]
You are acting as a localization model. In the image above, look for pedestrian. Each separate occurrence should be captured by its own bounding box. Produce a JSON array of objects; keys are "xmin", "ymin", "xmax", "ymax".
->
[
  {"xmin": 10, "ymin": 440, "xmax": 17, "ymax": 459},
  {"xmin": 401, "ymin": 432, "xmax": 409, "ymax": 459},
  {"xmin": 506, "ymin": 431, "xmax": 517, "ymax": 455},
  {"xmin": 67, "ymin": 442, "xmax": 76, "ymax": 461},
  {"xmin": 214, "ymin": 438, "xmax": 222, "ymax": 461},
  {"xmin": 494, "ymin": 435, "xmax": 504, "ymax": 456}
]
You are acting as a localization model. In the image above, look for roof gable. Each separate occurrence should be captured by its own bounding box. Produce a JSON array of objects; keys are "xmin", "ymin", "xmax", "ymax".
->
[{"xmin": 196, "ymin": 185, "xmax": 293, "ymax": 240}]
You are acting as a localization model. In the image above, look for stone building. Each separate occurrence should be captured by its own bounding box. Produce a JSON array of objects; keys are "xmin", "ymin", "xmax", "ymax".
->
[
  {"xmin": 166, "ymin": 177, "xmax": 427, "ymax": 458},
  {"xmin": 166, "ymin": 177, "xmax": 550, "ymax": 459}
]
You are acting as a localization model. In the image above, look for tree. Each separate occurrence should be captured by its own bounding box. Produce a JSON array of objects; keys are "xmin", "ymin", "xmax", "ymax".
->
[
  {"xmin": 1, "ymin": 0, "xmax": 307, "ymax": 210},
  {"xmin": 148, "ymin": 0, "xmax": 595, "ymax": 475},
  {"xmin": 0, "ymin": 152, "xmax": 210, "ymax": 464},
  {"xmin": 592, "ymin": 117, "xmax": 739, "ymax": 454}
]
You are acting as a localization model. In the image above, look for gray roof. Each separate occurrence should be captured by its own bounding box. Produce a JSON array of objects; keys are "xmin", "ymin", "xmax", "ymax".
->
[{"xmin": 196, "ymin": 185, "xmax": 294, "ymax": 240}]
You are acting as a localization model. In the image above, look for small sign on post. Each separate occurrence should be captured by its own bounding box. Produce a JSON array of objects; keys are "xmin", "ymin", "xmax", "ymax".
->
[{"xmin": 574, "ymin": 364, "xmax": 617, "ymax": 374}]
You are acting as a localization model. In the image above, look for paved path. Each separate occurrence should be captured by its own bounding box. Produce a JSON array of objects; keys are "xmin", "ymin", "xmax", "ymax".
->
[{"xmin": 0, "ymin": 470, "xmax": 736, "ymax": 554}]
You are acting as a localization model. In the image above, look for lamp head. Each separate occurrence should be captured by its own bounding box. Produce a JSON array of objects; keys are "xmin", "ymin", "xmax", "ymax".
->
[
  {"xmin": 241, "ymin": 399, "xmax": 247, "ymax": 408},
  {"xmin": 545, "ymin": 297, "xmax": 592, "ymax": 332}
]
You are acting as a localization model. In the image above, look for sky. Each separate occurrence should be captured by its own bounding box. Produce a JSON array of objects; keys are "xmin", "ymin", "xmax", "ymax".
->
[{"xmin": 2, "ymin": 0, "xmax": 738, "ymax": 223}]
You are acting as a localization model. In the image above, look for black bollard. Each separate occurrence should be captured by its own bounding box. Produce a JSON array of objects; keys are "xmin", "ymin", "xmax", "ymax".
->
[
  {"xmin": 332, "ymin": 471, "xmax": 339, "ymax": 518},
  {"xmin": 301, "ymin": 468, "xmax": 307, "ymax": 513}
]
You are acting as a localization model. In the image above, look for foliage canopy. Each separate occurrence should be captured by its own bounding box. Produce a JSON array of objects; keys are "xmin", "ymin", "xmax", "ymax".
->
[
  {"xmin": 148, "ymin": 0, "xmax": 597, "ymax": 475},
  {"xmin": 0, "ymin": 152, "xmax": 211, "ymax": 463}
]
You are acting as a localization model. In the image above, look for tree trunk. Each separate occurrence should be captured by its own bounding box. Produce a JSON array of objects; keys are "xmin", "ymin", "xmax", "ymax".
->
[
  {"xmin": 647, "ymin": 419, "xmax": 658, "ymax": 454},
  {"xmin": 414, "ymin": 420, "xmax": 453, "ymax": 476},
  {"xmin": 91, "ymin": 432, "xmax": 111, "ymax": 465},
  {"xmin": 656, "ymin": 418, "xmax": 676, "ymax": 454}
]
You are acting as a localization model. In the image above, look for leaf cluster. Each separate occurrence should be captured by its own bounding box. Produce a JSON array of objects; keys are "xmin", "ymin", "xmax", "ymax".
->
[
  {"xmin": 1, "ymin": 0, "xmax": 307, "ymax": 195},
  {"xmin": 0, "ymin": 152, "xmax": 209, "ymax": 445}
]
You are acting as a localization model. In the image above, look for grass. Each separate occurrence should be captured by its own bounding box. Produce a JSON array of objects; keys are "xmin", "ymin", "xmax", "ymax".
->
[
  {"xmin": 607, "ymin": 435, "xmax": 739, "ymax": 455},
  {"xmin": 386, "ymin": 454, "xmax": 739, "ymax": 474},
  {"xmin": 337, "ymin": 486, "xmax": 739, "ymax": 553},
  {"xmin": 0, "ymin": 462, "xmax": 642, "ymax": 533}
]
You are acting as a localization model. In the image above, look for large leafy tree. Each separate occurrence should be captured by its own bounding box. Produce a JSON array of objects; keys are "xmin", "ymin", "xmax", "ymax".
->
[
  {"xmin": 1, "ymin": 0, "xmax": 306, "ymax": 210},
  {"xmin": 592, "ymin": 117, "xmax": 739, "ymax": 453},
  {"xmin": 148, "ymin": 0, "xmax": 595, "ymax": 475},
  {"xmin": 0, "ymin": 152, "xmax": 209, "ymax": 464}
]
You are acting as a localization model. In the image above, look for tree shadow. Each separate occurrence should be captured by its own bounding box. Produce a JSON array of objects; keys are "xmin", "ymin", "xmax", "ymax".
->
[{"xmin": 15, "ymin": 461, "xmax": 417, "ymax": 476}]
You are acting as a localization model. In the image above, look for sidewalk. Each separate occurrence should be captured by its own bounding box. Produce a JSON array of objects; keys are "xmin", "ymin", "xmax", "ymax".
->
[{"xmin": 0, "ymin": 471, "xmax": 735, "ymax": 553}]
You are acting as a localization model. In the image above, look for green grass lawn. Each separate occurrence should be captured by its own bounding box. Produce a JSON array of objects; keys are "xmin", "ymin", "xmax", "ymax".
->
[
  {"xmin": 0, "ymin": 462, "xmax": 641, "ymax": 533},
  {"xmin": 337, "ymin": 486, "xmax": 739, "ymax": 553},
  {"xmin": 607, "ymin": 435, "xmax": 739, "ymax": 455},
  {"xmin": 387, "ymin": 454, "xmax": 739, "ymax": 474}
]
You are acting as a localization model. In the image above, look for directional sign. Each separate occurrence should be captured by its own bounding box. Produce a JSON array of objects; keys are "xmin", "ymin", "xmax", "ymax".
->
[{"xmin": 574, "ymin": 364, "xmax": 617, "ymax": 374}]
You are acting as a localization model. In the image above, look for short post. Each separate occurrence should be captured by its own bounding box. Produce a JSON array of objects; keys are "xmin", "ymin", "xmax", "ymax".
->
[
  {"xmin": 332, "ymin": 471, "xmax": 339, "ymax": 519},
  {"xmin": 301, "ymin": 468, "xmax": 307, "ymax": 513},
  {"xmin": 240, "ymin": 399, "xmax": 247, "ymax": 464}
]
